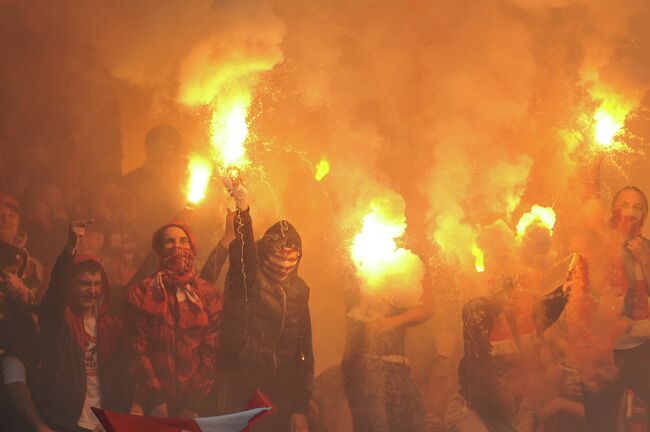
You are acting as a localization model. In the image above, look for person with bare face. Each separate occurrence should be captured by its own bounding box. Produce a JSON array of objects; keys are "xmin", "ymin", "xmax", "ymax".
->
[
  {"xmin": 126, "ymin": 220, "xmax": 221, "ymax": 418},
  {"xmin": 38, "ymin": 220, "xmax": 129, "ymax": 432},
  {"xmin": 0, "ymin": 194, "xmax": 44, "ymax": 302},
  {"xmin": 216, "ymin": 180, "xmax": 313, "ymax": 432},
  {"xmin": 582, "ymin": 186, "xmax": 650, "ymax": 431}
]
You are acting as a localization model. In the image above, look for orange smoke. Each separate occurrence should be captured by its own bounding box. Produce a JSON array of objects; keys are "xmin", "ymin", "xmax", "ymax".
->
[{"xmin": 516, "ymin": 205, "xmax": 556, "ymax": 240}]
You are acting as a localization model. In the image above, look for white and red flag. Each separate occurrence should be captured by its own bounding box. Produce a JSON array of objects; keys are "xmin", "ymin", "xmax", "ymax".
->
[{"xmin": 91, "ymin": 391, "xmax": 274, "ymax": 432}]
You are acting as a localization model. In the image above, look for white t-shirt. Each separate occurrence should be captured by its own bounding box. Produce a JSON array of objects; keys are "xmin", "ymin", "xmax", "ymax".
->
[
  {"xmin": 77, "ymin": 317, "xmax": 102, "ymax": 430},
  {"xmin": 615, "ymin": 263, "xmax": 650, "ymax": 350},
  {"xmin": 1, "ymin": 355, "xmax": 27, "ymax": 384}
]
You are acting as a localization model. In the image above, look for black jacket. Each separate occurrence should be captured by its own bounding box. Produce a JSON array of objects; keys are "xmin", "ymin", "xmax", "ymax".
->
[
  {"xmin": 38, "ymin": 251, "xmax": 130, "ymax": 430},
  {"xmin": 219, "ymin": 208, "xmax": 314, "ymax": 414}
]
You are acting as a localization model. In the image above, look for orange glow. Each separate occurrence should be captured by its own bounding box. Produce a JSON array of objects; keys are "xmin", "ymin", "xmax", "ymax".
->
[
  {"xmin": 315, "ymin": 159, "xmax": 330, "ymax": 181},
  {"xmin": 210, "ymin": 92, "xmax": 251, "ymax": 171},
  {"xmin": 471, "ymin": 243, "xmax": 485, "ymax": 273},
  {"xmin": 589, "ymin": 89, "xmax": 633, "ymax": 150},
  {"xmin": 516, "ymin": 205, "xmax": 556, "ymax": 239},
  {"xmin": 186, "ymin": 155, "xmax": 213, "ymax": 204},
  {"xmin": 350, "ymin": 196, "xmax": 424, "ymax": 302}
]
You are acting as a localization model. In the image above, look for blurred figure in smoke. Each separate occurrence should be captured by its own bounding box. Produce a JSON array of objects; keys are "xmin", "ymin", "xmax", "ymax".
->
[
  {"xmin": 126, "ymin": 220, "xmax": 221, "ymax": 418},
  {"xmin": 581, "ymin": 185, "xmax": 650, "ymax": 431},
  {"xmin": 0, "ymin": 193, "xmax": 44, "ymax": 302},
  {"xmin": 122, "ymin": 125, "xmax": 187, "ymax": 258},
  {"xmin": 38, "ymin": 220, "xmax": 130, "ymax": 432},
  {"xmin": 341, "ymin": 271, "xmax": 432, "ymax": 432},
  {"xmin": 217, "ymin": 180, "xmax": 313, "ymax": 432},
  {"xmin": 0, "ymin": 240, "xmax": 48, "ymax": 432},
  {"xmin": 445, "ymin": 274, "xmax": 570, "ymax": 432},
  {"xmin": 20, "ymin": 184, "xmax": 69, "ymax": 272}
]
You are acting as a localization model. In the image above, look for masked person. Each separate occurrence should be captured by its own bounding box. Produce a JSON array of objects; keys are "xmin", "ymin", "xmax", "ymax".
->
[
  {"xmin": 38, "ymin": 221, "xmax": 130, "ymax": 432},
  {"xmin": 126, "ymin": 220, "xmax": 221, "ymax": 418},
  {"xmin": 217, "ymin": 181, "xmax": 313, "ymax": 432},
  {"xmin": 581, "ymin": 186, "xmax": 650, "ymax": 431}
]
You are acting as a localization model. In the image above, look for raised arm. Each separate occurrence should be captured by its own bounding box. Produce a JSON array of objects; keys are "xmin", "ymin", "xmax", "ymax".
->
[
  {"xmin": 224, "ymin": 181, "xmax": 258, "ymax": 303},
  {"xmin": 39, "ymin": 220, "xmax": 93, "ymax": 322},
  {"xmin": 199, "ymin": 209, "xmax": 236, "ymax": 284}
]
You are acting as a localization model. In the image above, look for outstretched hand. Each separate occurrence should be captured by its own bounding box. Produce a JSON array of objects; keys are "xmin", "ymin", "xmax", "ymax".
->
[
  {"xmin": 223, "ymin": 177, "xmax": 249, "ymax": 211},
  {"xmin": 66, "ymin": 219, "xmax": 94, "ymax": 253}
]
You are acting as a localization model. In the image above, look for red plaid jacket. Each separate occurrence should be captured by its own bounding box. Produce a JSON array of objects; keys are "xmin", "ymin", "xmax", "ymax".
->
[{"xmin": 126, "ymin": 272, "xmax": 222, "ymax": 414}]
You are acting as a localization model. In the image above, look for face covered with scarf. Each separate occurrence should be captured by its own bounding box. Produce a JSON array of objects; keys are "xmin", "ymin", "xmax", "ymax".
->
[
  {"xmin": 152, "ymin": 222, "xmax": 196, "ymax": 286},
  {"xmin": 258, "ymin": 220, "xmax": 302, "ymax": 283}
]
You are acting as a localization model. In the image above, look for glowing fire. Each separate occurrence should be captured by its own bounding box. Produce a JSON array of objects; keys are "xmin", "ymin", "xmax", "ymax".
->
[
  {"xmin": 589, "ymin": 88, "xmax": 633, "ymax": 150},
  {"xmin": 471, "ymin": 243, "xmax": 485, "ymax": 273},
  {"xmin": 315, "ymin": 158, "xmax": 330, "ymax": 181},
  {"xmin": 351, "ymin": 205, "xmax": 406, "ymax": 283},
  {"xmin": 516, "ymin": 205, "xmax": 556, "ymax": 239},
  {"xmin": 350, "ymin": 196, "xmax": 424, "ymax": 303},
  {"xmin": 210, "ymin": 93, "xmax": 251, "ymax": 171},
  {"xmin": 186, "ymin": 155, "xmax": 213, "ymax": 204},
  {"xmin": 593, "ymin": 108, "xmax": 623, "ymax": 148}
]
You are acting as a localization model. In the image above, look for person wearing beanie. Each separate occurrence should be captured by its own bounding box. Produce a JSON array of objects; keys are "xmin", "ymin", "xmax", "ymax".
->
[
  {"xmin": 126, "ymin": 220, "xmax": 221, "ymax": 419},
  {"xmin": 217, "ymin": 180, "xmax": 313, "ymax": 432},
  {"xmin": 38, "ymin": 221, "xmax": 130, "ymax": 432}
]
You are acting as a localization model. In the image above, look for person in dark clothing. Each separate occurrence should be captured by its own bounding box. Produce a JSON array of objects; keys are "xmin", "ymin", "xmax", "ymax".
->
[
  {"xmin": 126, "ymin": 220, "xmax": 221, "ymax": 419},
  {"xmin": 38, "ymin": 220, "xmax": 130, "ymax": 432},
  {"xmin": 0, "ymin": 240, "xmax": 51, "ymax": 432},
  {"xmin": 217, "ymin": 180, "xmax": 313, "ymax": 432},
  {"xmin": 341, "ymin": 271, "xmax": 432, "ymax": 432},
  {"xmin": 445, "ymin": 275, "xmax": 570, "ymax": 432},
  {"xmin": 199, "ymin": 209, "xmax": 236, "ymax": 288}
]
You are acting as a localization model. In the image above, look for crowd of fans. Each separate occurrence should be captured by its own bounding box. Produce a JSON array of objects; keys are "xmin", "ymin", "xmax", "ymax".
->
[{"xmin": 1, "ymin": 125, "xmax": 649, "ymax": 432}]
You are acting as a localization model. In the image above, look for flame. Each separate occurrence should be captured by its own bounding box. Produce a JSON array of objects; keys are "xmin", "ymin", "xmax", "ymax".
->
[
  {"xmin": 516, "ymin": 205, "xmax": 556, "ymax": 239},
  {"xmin": 315, "ymin": 158, "xmax": 330, "ymax": 181},
  {"xmin": 350, "ymin": 196, "xmax": 424, "ymax": 304},
  {"xmin": 471, "ymin": 243, "xmax": 485, "ymax": 272},
  {"xmin": 210, "ymin": 91, "xmax": 251, "ymax": 171},
  {"xmin": 589, "ymin": 88, "xmax": 633, "ymax": 150},
  {"xmin": 186, "ymin": 155, "xmax": 213, "ymax": 204},
  {"xmin": 593, "ymin": 108, "xmax": 623, "ymax": 148}
]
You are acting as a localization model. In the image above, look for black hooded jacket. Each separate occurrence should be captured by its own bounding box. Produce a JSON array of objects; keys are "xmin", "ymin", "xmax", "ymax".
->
[
  {"xmin": 38, "ymin": 250, "xmax": 131, "ymax": 430},
  {"xmin": 219, "ymin": 208, "xmax": 314, "ymax": 414}
]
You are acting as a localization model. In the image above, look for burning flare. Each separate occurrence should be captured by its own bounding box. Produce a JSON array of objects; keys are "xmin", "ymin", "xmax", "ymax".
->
[
  {"xmin": 186, "ymin": 155, "xmax": 213, "ymax": 205},
  {"xmin": 314, "ymin": 158, "xmax": 330, "ymax": 181},
  {"xmin": 516, "ymin": 205, "xmax": 556, "ymax": 240},
  {"xmin": 471, "ymin": 243, "xmax": 485, "ymax": 273},
  {"xmin": 210, "ymin": 91, "xmax": 251, "ymax": 171},
  {"xmin": 589, "ymin": 90, "xmax": 633, "ymax": 150},
  {"xmin": 350, "ymin": 194, "xmax": 424, "ymax": 306}
]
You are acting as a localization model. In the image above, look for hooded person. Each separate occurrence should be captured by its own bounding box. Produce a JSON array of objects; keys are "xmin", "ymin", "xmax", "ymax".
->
[
  {"xmin": 217, "ymin": 181, "xmax": 313, "ymax": 432},
  {"xmin": 38, "ymin": 220, "xmax": 130, "ymax": 432},
  {"xmin": 126, "ymin": 220, "xmax": 222, "ymax": 419}
]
